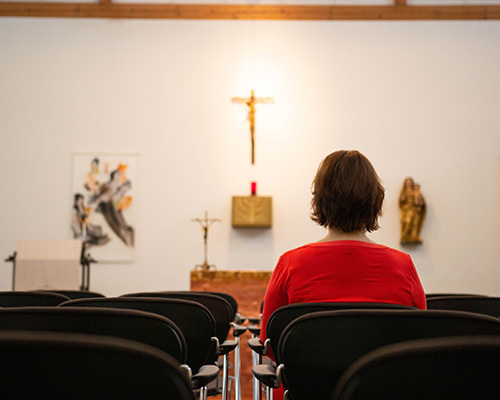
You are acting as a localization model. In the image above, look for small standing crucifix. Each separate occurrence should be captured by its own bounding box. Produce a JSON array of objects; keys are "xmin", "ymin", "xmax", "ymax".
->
[
  {"xmin": 191, "ymin": 211, "xmax": 221, "ymax": 271},
  {"xmin": 232, "ymin": 89, "xmax": 274, "ymax": 164}
]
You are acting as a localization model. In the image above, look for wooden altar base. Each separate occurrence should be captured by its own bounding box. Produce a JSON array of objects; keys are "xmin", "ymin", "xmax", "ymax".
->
[{"xmin": 191, "ymin": 270, "xmax": 272, "ymax": 400}]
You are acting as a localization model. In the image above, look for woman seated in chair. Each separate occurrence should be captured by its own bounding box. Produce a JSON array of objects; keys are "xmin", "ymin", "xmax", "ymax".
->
[{"xmin": 261, "ymin": 150, "xmax": 427, "ymax": 354}]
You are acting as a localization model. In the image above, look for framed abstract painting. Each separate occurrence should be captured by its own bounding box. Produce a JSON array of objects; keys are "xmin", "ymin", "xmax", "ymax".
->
[{"xmin": 71, "ymin": 152, "xmax": 138, "ymax": 262}]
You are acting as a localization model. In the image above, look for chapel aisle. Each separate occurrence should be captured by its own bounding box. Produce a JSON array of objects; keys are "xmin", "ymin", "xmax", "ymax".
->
[{"xmin": 190, "ymin": 270, "xmax": 270, "ymax": 400}]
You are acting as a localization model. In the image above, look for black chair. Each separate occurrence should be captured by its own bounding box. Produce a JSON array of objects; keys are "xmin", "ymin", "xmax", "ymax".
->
[
  {"xmin": 426, "ymin": 295, "xmax": 500, "ymax": 318},
  {"xmin": 203, "ymin": 290, "xmax": 250, "ymax": 324},
  {"xmin": 204, "ymin": 291, "xmax": 241, "ymax": 321},
  {"xmin": 121, "ymin": 291, "xmax": 241, "ymax": 400},
  {"xmin": 0, "ymin": 306, "xmax": 187, "ymax": 365},
  {"xmin": 333, "ymin": 335, "xmax": 500, "ymax": 400},
  {"xmin": 40, "ymin": 289, "xmax": 105, "ymax": 299},
  {"xmin": 249, "ymin": 302, "xmax": 415, "ymax": 359},
  {"xmin": 122, "ymin": 291, "xmax": 236, "ymax": 345},
  {"xmin": 60, "ymin": 296, "xmax": 219, "ymax": 400},
  {"xmin": 250, "ymin": 302, "xmax": 415, "ymax": 400},
  {"xmin": 0, "ymin": 291, "xmax": 69, "ymax": 307},
  {"xmin": 254, "ymin": 309, "xmax": 500, "ymax": 400},
  {"xmin": 0, "ymin": 331, "xmax": 195, "ymax": 400}
]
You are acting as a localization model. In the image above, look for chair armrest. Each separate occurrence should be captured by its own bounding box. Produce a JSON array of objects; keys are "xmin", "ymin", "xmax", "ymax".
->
[
  {"xmin": 248, "ymin": 316, "xmax": 261, "ymax": 324},
  {"xmin": 252, "ymin": 363, "xmax": 284, "ymax": 388},
  {"xmin": 248, "ymin": 325, "xmax": 261, "ymax": 336},
  {"xmin": 233, "ymin": 325, "xmax": 247, "ymax": 337},
  {"xmin": 191, "ymin": 364, "xmax": 220, "ymax": 389},
  {"xmin": 235, "ymin": 313, "xmax": 247, "ymax": 325},
  {"xmin": 248, "ymin": 337, "xmax": 269, "ymax": 356},
  {"xmin": 218, "ymin": 339, "xmax": 238, "ymax": 355}
]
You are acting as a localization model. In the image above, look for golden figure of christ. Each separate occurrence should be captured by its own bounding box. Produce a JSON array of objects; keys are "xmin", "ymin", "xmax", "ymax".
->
[{"xmin": 232, "ymin": 90, "xmax": 274, "ymax": 164}]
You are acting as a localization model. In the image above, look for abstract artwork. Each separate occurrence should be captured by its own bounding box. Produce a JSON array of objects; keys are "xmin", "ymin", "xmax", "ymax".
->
[{"xmin": 71, "ymin": 153, "xmax": 137, "ymax": 262}]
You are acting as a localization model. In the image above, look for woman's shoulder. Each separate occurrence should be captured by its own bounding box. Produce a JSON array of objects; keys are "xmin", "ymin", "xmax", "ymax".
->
[
  {"xmin": 280, "ymin": 240, "xmax": 411, "ymax": 256},
  {"xmin": 357, "ymin": 241, "xmax": 412, "ymax": 259},
  {"xmin": 281, "ymin": 240, "xmax": 327, "ymax": 254},
  {"xmin": 282, "ymin": 241, "xmax": 412, "ymax": 261},
  {"xmin": 367, "ymin": 243, "xmax": 415, "ymax": 267},
  {"xmin": 279, "ymin": 244, "xmax": 309, "ymax": 258}
]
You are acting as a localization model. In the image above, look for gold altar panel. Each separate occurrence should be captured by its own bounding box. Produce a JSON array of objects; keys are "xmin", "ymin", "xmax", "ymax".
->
[
  {"xmin": 232, "ymin": 196, "xmax": 272, "ymax": 228},
  {"xmin": 191, "ymin": 270, "xmax": 272, "ymax": 400}
]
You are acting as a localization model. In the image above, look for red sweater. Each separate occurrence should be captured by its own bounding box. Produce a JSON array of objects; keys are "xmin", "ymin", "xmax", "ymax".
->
[{"xmin": 261, "ymin": 240, "xmax": 427, "ymax": 345}]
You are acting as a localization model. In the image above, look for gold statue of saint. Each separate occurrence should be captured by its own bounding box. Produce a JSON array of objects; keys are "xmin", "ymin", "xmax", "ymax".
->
[
  {"xmin": 232, "ymin": 90, "xmax": 273, "ymax": 164},
  {"xmin": 399, "ymin": 177, "xmax": 426, "ymax": 245}
]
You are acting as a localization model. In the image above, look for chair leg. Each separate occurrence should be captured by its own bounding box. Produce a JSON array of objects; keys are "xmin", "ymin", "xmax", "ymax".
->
[
  {"xmin": 265, "ymin": 386, "xmax": 273, "ymax": 400},
  {"xmin": 252, "ymin": 352, "xmax": 261, "ymax": 400},
  {"xmin": 235, "ymin": 336, "xmax": 241, "ymax": 400},
  {"xmin": 228, "ymin": 375, "xmax": 234, "ymax": 400},
  {"xmin": 222, "ymin": 353, "xmax": 229, "ymax": 400},
  {"xmin": 199, "ymin": 386, "xmax": 208, "ymax": 400}
]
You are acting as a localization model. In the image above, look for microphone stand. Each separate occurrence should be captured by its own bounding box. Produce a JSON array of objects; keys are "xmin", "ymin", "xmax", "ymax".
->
[
  {"xmin": 4, "ymin": 251, "xmax": 17, "ymax": 290},
  {"xmin": 77, "ymin": 210, "xmax": 96, "ymax": 291}
]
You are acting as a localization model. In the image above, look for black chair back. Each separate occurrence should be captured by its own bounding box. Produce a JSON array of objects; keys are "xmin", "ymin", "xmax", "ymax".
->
[
  {"xmin": 41, "ymin": 290, "xmax": 105, "ymax": 299},
  {"xmin": 0, "ymin": 331, "xmax": 195, "ymax": 399},
  {"xmin": 204, "ymin": 291, "xmax": 239, "ymax": 317},
  {"xmin": 0, "ymin": 306, "xmax": 186, "ymax": 363},
  {"xmin": 266, "ymin": 302, "xmax": 415, "ymax": 356},
  {"xmin": 60, "ymin": 296, "xmax": 215, "ymax": 372},
  {"xmin": 277, "ymin": 309, "xmax": 500, "ymax": 400},
  {"xmin": 122, "ymin": 291, "xmax": 234, "ymax": 344},
  {"xmin": 333, "ymin": 335, "xmax": 500, "ymax": 400},
  {"xmin": 426, "ymin": 295, "xmax": 500, "ymax": 318},
  {"xmin": 0, "ymin": 291, "xmax": 69, "ymax": 307}
]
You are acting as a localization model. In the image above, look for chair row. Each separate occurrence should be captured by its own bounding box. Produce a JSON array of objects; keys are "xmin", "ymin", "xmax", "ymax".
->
[
  {"xmin": 250, "ymin": 302, "xmax": 500, "ymax": 400},
  {"xmin": 2, "ymin": 290, "xmax": 500, "ymax": 399},
  {"xmin": 0, "ymin": 290, "xmax": 246, "ymax": 400},
  {"xmin": 0, "ymin": 330, "xmax": 196, "ymax": 400},
  {"xmin": 3, "ymin": 290, "xmax": 498, "ymax": 316},
  {"xmin": 248, "ymin": 293, "xmax": 500, "ymax": 340}
]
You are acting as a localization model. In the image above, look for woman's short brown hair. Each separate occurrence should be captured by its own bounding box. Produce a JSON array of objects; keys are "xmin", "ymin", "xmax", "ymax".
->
[{"xmin": 310, "ymin": 150, "xmax": 384, "ymax": 233}]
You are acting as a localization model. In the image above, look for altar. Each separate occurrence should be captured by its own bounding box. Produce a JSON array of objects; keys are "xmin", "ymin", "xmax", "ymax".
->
[
  {"xmin": 191, "ymin": 270, "xmax": 271, "ymax": 316},
  {"xmin": 191, "ymin": 270, "xmax": 272, "ymax": 400}
]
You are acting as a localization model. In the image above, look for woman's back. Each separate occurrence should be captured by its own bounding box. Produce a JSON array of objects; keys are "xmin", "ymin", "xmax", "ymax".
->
[{"xmin": 278, "ymin": 240, "xmax": 425, "ymax": 308}]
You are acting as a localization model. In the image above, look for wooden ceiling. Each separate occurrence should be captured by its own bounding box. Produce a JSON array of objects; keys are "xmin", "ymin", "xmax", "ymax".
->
[{"xmin": 1, "ymin": 1, "xmax": 499, "ymax": 20}]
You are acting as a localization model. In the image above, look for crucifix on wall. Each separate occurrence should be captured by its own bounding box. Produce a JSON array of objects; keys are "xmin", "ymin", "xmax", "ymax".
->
[
  {"xmin": 232, "ymin": 90, "xmax": 274, "ymax": 164},
  {"xmin": 191, "ymin": 211, "xmax": 220, "ymax": 271}
]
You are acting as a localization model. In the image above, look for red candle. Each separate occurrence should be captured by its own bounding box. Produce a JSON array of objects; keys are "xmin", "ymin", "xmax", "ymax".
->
[{"xmin": 251, "ymin": 181, "xmax": 257, "ymax": 196}]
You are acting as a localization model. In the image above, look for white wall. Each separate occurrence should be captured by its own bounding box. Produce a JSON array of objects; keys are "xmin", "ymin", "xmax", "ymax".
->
[{"xmin": 1, "ymin": 18, "xmax": 499, "ymax": 297}]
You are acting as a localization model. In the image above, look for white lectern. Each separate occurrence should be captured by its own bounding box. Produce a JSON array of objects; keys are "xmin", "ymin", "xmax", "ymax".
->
[{"xmin": 13, "ymin": 239, "xmax": 82, "ymax": 291}]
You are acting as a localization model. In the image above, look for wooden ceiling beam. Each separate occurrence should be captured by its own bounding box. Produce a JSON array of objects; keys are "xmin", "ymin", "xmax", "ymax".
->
[{"xmin": 1, "ymin": 3, "xmax": 500, "ymax": 20}]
